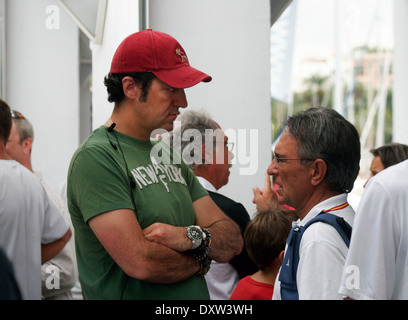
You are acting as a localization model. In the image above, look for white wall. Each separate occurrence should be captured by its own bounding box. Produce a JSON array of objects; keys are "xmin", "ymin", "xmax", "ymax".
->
[
  {"xmin": 5, "ymin": 0, "xmax": 273, "ymax": 214},
  {"xmin": 88, "ymin": 0, "xmax": 272, "ymax": 215},
  {"xmin": 149, "ymin": 0, "xmax": 272, "ymax": 215},
  {"xmin": 91, "ymin": 0, "xmax": 140, "ymax": 128},
  {"xmin": 5, "ymin": 0, "xmax": 79, "ymax": 191},
  {"xmin": 393, "ymin": 0, "xmax": 408, "ymax": 144}
]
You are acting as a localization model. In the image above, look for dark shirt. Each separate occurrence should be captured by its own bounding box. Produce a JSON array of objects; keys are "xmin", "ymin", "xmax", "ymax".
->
[
  {"xmin": 0, "ymin": 248, "xmax": 22, "ymax": 300},
  {"xmin": 207, "ymin": 191, "xmax": 258, "ymax": 278}
]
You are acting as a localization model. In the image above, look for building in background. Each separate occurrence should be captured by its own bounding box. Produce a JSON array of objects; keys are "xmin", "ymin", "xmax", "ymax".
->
[
  {"xmin": 1, "ymin": 0, "xmax": 407, "ymax": 213},
  {"xmin": 0, "ymin": 0, "xmax": 274, "ymax": 215}
]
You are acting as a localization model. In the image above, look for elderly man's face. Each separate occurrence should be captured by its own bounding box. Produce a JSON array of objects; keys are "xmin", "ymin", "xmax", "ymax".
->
[
  {"xmin": 210, "ymin": 127, "xmax": 233, "ymax": 190},
  {"xmin": 267, "ymin": 130, "xmax": 313, "ymax": 210}
]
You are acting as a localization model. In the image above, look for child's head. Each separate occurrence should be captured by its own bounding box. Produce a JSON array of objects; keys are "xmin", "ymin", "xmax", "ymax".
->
[{"xmin": 245, "ymin": 208, "xmax": 296, "ymax": 270}]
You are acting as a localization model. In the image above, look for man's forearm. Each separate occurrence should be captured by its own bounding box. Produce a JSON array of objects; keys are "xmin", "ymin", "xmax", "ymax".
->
[
  {"xmin": 41, "ymin": 228, "xmax": 72, "ymax": 264},
  {"xmin": 90, "ymin": 209, "xmax": 201, "ymax": 284},
  {"xmin": 206, "ymin": 218, "xmax": 243, "ymax": 263},
  {"xmin": 134, "ymin": 241, "xmax": 200, "ymax": 284},
  {"xmin": 143, "ymin": 219, "xmax": 243, "ymax": 263}
]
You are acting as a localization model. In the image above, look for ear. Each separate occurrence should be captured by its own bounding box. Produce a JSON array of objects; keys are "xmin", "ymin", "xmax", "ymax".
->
[
  {"xmin": 122, "ymin": 76, "xmax": 140, "ymax": 100},
  {"xmin": 278, "ymin": 250, "xmax": 285, "ymax": 264},
  {"xmin": 310, "ymin": 159, "xmax": 327, "ymax": 186},
  {"xmin": 22, "ymin": 137, "xmax": 33, "ymax": 155}
]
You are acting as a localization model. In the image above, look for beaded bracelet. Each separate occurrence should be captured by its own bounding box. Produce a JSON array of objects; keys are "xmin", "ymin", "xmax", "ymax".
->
[
  {"xmin": 196, "ymin": 257, "xmax": 211, "ymax": 278},
  {"xmin": 191, "ymin": 228, "xmax": 212, "ymax": 277}
]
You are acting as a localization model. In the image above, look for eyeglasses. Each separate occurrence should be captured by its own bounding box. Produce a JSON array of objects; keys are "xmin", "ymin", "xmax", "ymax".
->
[
  {"xmin": 226, "ymin": 142, "xmax": 234, "ymax": 152},
  {"xmin": 216, "ymin": 141, "xmax": 234, "ymax": 152},
  {"xmin": 11, "ymin": 110, "xmax": 25, "ymax": 120},
  {"xmin": 272, "ymin": 153, "xmax": 314, "ymax": 168}
]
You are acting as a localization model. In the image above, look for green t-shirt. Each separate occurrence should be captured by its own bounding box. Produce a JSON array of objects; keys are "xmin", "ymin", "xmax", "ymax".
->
[{"xmin": 67, "ymin": 126, "xmax": 209, "ymax": 299}]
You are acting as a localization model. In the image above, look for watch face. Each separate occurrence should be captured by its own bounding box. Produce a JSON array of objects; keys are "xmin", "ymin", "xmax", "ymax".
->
[{"xmin": 189, "ymin": 227, "xmax": 202, "ymax": 241}]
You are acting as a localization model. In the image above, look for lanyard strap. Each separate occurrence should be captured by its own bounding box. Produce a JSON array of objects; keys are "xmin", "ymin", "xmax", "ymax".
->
[{"xmin": 323, "ymin": 202, "xmax": 349, "ymax": 213}]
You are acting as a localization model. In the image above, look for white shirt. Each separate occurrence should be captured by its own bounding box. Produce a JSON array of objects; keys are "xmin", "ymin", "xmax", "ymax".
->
[
  {"xmin": 0, "ymin": 160, "xmax": 69, "ymax": 299},
  {"xmin": 273, "ymin": 193, "xmax": 355, "ymax": 300},
  {"xmin": 196, "ymin": 176, "xmax": 217, "ymax": 192},
  {"xmin": 197, "ymin": 176, "xmax": 240, "ymax": 300},
  {"xmin": 35, "ymin": 172, "xmax": 78, "ymax": 300},
  {"xmin": 339, "ymin": 160, "xmax": 408, "ymax": 300}
]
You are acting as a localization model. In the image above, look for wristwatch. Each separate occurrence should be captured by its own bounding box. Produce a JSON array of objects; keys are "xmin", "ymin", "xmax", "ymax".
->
[{"xmin": 186, "ymin": 225, "xmax": 205, "ymax": 250}]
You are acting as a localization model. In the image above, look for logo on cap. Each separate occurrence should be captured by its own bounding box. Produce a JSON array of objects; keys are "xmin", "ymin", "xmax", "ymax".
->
[{"xmin": 175, "ymin": 49, "xmax": 188, "ymax": 63}]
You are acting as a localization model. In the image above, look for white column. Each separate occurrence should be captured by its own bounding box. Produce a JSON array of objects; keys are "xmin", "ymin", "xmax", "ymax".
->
[
  {"xmin": 91, "ymin": 0, "xmax": 140, "ymax": 128},
  {"xmin": 6, "ymin": 0, "xmax": 79, "ymax": 191},
  {"xmin": 393, "ymin": 0, "xmax": 408, "ymax": 143}
]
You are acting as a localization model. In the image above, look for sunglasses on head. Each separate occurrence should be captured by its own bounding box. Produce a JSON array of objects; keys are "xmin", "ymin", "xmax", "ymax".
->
[{"xmin": 11, "ymin": 110, "xmax": 25, "ymax": 119}]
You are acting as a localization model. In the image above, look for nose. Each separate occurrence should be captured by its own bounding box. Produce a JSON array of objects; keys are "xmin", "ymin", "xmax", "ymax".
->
[
  {"xmin": 175, "ymin": 88, "xmax": 188, "ymax": 109},
  {"xmin": 229, "ymin": 149, "xmax": 234, "ymax": 161},
  {"xmin": 267, "ymin": 159, "xmax": 278, "ymax": 176}
]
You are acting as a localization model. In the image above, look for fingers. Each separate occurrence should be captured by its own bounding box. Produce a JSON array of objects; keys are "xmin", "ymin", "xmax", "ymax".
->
[
  {"xmin": 252, "ymin": 186, "xmax": 262, "ymax": 204},
  {"xmin": 252, "ymin": 186, "xmax": 272, "ymax": 212},
  {"xmin": 264, "ymin": 172, "xmax": 272, "ymax": 191}
]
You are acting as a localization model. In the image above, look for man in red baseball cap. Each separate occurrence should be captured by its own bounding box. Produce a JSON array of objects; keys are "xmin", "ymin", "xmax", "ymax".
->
[
  {"xmin": 67, "ymin": 29, "xmax": 242, "ymax": 300},
  {"xmin": 110, "ymin": 28, "xmax": 212, "ymax": 89}
]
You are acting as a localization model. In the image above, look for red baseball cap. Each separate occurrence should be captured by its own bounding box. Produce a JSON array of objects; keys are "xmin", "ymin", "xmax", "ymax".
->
[{"xmin": 110, "ymin": 29, "xmax": 212, "ymax": 89}]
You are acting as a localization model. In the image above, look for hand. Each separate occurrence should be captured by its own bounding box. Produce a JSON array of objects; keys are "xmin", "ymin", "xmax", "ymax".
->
[
  {"xmin": 252, "ymin": 172, "xmax": 279, "ymax": 212},
  {"xmin": 143, "ymin": 223, "xmax": 191, "ymax": 252}
]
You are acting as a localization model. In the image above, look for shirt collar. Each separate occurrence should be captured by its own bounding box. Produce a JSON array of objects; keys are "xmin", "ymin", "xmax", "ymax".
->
[
  {"xmin": 296, "ymin": 193, "xmax": 349, "ymax": 226},
  {"xmin": 196, "ymin": 176, "xmax": 217, "ymax": 193}
]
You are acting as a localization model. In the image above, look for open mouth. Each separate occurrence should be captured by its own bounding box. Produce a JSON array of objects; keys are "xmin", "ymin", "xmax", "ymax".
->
[{"xmin": 274, "ymin": 183, "xmax": 283, "ymax": 195}]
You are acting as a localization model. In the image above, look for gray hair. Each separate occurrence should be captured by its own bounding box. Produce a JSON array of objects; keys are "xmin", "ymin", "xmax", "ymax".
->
[
  {"xmin": 13, "ymin": 111, "xmax": 34, "ymax": 144},
  {"xmin": 285, "ymin": 107, "xmax": 361, "ymax": 193},
  {"xmin": 170, "ymin": 110, "xmax": 220, "ymax": 171}
]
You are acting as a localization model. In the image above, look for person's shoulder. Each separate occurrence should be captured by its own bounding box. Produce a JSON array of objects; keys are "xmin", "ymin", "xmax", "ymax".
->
[
  {"xmin": 301, "ymin": 216, "xmax": 351, "ymax": 251},
  {"xmin": 79, "ymin": 127, "xmax": 108, "ymax": 150},
  {"xmin": 208, "ymin": 190, "xmax": 234, "ymax": 203},
  {"xmin": 207, "ymin": 191, "xmax": 250, "ymax": 229},
  {"xmin": 70, "ymin": 127, "xmax": 112, "ymax": 162},
  {"xmin": 370, "ymin": 159, "xmax": 408, "ymax": 193},
  {"xmin": 207, "ymin": 191, "xmax": 247, "ymax": 212},
  {"xmin": 3, "ymin": 160, "xmax": 41, "ymax": 187}
]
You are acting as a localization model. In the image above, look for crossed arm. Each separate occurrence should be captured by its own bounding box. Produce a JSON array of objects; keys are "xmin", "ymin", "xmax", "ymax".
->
[
  {"xmin": 41, "ymin": 228, "xmax": 72, "ymax": 264},
  {"xmin": 88, "ymin": 194, "xmax": 243, "ymax": 284}
]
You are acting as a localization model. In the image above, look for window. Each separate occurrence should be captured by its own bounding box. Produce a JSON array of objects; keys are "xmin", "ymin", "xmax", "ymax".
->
[{"xmin": 56, "ymin": 0, "xmax": 107, "ymax": 44}]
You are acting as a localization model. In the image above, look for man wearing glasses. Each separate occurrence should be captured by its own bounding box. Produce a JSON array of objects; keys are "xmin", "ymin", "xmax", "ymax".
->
[
  {"xmin": 67, "ymin": 29, "xmax": 242, "ymax": 300},
  {"xmin": 169, "ymin": 110, "xmax": 258, "ymax": 299},
  {"xmin": 254, "ymin": 107, "xmax": 360, "ymax": 300}
]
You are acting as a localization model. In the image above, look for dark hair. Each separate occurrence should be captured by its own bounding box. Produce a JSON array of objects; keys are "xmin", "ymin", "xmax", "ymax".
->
[
  {"xmin": 370, "ymin": 143, "xmax": 408, "ymax": 169},
  {"xmin": 244, "ymin": 209, "xmax": 295, "ymax": 270},
  {"xmin": 285, "ymin": 107, "xmax": 361, "ymax": 193},
  {"xmin": 103, "ymin": 72, "xmax": 156, "ymax": 104},
  {"xmin": 0, "ymin": 99, "xmax": 12, "ymax": 146}
]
